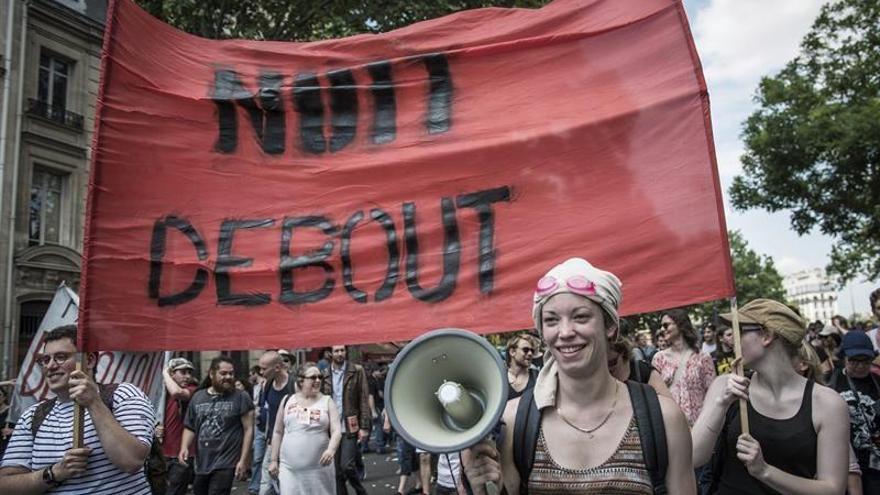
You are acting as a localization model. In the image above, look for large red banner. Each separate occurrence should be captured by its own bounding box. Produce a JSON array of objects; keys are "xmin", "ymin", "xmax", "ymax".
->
[{"xmin": 80, "ymin": 0, "xmax": 734, "ymax": 351}]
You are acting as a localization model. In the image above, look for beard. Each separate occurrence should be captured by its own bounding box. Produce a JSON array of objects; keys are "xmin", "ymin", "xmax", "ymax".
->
[
  {"xmin": 212, "ymin": 376, "xmax": 235, "ymax": 392},
  {"xmin": 515, "ymin": 355, "xmax": 532, "ymax": 368}
]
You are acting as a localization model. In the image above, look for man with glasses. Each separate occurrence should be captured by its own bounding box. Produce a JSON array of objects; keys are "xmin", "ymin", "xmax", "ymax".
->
[
  {"xmin": 255, "ymin": 350, "xmax": 296, "ymax": 495},
  {"xmin": 0, "ymin": 324, "xmax": 155, "ymax": 494},
  {"xmin": 505, "ymin": 334, "xmax": 538, "ymax": 400},
  {"xmin": 830, "ymin": 331, "xmax": 880, "ymax": 492},
  {"xmin": 277, "ymin": 350, "xmax": 294, "ymax": 372}
]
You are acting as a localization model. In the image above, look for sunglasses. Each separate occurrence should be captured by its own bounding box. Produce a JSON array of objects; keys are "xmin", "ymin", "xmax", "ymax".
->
[
  {"xmin": 518, "ymin": 347, "xmax": 534, "ymax": 354},
  {"xmin": 740, "ymin": 323, "xmax": 764, "ymax": 334},
  {"xmin": 38, "ymin": 352, "xmax": 74, "ymax": 367},
  {"xmin": 300, "ymin": 375, "xmax": 321, "ymax": 381},
  {"xmin": 661, "ymin": 322, "xmax": 671, "ymax": 330}
]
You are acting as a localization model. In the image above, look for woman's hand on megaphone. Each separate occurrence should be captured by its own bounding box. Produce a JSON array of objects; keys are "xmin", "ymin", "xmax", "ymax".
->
[{"xmin": 462, "ymin": 439, "xmax": 501, "ymax": 495}]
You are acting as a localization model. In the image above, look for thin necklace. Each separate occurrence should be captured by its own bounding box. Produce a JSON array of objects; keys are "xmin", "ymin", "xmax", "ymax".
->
[{"xmin": 555, "ymin": 382, "xmax": 619, "ymax": 439}]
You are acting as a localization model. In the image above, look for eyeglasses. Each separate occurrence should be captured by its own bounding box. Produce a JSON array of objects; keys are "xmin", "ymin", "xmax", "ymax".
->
[
  {"xmin": 38, "ymin": 352, "xmax": 74, "ymax": 367},
  {"xmin": 535, "ymin": 275, "xmax": 597, "ymax": 298},
  {"xmin": 740, "ymin": 323, "xmax": 764, "ymax": 334},
  {"xmin": 848, "ymin": 357, "xmax": 872, "ymax": 365},
  {"xmin": 300, "ymin": 375, "xmax": 321, "ymax": 381},
  {"xmin": 518, "ymin": 347, "xmax": 534, "ymax": 355}
]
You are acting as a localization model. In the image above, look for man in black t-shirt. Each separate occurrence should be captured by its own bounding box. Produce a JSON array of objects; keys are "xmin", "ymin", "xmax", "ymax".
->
[
  {"xmin": 181, "ymin": 356, "xmax": 254, "ymax": 495},
  {"xmin": 830, "ymin": 331, "xmax": 880, "ymax": 493}
]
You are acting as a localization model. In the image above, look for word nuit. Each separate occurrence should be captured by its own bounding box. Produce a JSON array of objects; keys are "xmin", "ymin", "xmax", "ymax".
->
[
  {"xmin": 214, "ymin": 54, "xmax": 452, "ymax": 155},
  {"xmin": 149, "ymin": 186, "xmax": 510, "ymax": 307}
]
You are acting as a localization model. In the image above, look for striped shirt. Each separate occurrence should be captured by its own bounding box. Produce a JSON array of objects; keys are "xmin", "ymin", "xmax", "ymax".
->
[
  {"xmin": 0, "ymin": 382, "xmax": 154, "ymax": 494},
  {"xmin": 528, "ymin": 417, "xmax": 652, "ymax": 494}
]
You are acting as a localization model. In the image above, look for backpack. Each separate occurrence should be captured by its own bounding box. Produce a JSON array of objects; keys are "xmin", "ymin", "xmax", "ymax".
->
[
  {"xmin": 31, "ymin": 383, "xmax": 168, "ymax": 494},
  {"xmin": 512, "ymin": 381, "xmax": 668, "ymax": 494}
]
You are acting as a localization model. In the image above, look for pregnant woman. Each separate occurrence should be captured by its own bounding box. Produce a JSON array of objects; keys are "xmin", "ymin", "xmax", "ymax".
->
[{"xmin": 269, "ymin": 362, "xmax": 342, "ymax": 494}]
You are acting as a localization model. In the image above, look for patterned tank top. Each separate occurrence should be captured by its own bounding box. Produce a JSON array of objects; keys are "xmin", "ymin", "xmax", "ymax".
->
[{"xmin": 527, "ymin": 417, "xmax": 653, "ymax": 494}]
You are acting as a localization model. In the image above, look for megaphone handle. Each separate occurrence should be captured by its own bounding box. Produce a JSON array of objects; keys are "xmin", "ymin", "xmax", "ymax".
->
[{"xmin": 485, "ymin": 481, "xmax": 499, "ymax": 495}]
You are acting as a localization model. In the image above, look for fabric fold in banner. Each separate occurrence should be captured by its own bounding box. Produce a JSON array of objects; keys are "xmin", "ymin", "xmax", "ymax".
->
[
  {"xmin": 9, "ymin": 284, "xmax": 164, "ymax": 423},
  {"xmin": 80, "ymin": 0, "xmax": 733, "ymax": 352}
]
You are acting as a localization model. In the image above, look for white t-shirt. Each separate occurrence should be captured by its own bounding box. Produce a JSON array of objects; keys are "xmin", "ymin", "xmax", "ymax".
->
[
  {"xmin": 701, "ymin": 342, "xmax": 716, "ymax": 355},
  {"xmin": 437, "ymin": 452, "xmax": 462, "ymax": 489},
  {"xmin": 0, "ymin": 382, "xmax": 155, "ymax": 494}
]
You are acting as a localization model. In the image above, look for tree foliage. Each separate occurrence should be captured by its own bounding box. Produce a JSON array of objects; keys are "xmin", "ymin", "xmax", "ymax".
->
[
  {"xmin": 135, "ymin": 0, "xmax": 550, "ymax": 41},
  {"xmin": 730, "ymin": 0, "xmax": 880, "ymax": 283}
]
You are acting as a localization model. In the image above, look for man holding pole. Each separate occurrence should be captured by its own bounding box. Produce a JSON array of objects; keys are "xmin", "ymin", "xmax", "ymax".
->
[
  {"xmin": 159, "ymin": 357, "xmax": 199, "ymax": 495},
  {"xmin": 0, "ymin": 324, "xmax": 155, "ymax": 493}
]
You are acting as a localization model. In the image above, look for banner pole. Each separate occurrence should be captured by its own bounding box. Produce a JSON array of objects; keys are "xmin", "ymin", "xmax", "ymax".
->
[
  {"xmin": 729, "ymin": 296, "xmax": 749, "ymax": 435},
  {"xmin": 72, "ymin": 352, "xmax": 86, "ymax": 448}
]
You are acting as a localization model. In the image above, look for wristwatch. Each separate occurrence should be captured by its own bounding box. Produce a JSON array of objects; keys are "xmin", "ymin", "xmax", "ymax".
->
[{"xmin": 42, "ymin": 465, "xmax": 62, "ymax": 487}]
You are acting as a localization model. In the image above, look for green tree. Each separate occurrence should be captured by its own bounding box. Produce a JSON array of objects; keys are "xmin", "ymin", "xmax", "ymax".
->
[
  {"xmin": 135, "ymin": 0, "xmax": 550, "ymax": 41},
  {"xmin": 730, "ymin": 0, "xmax": 880, "ymax": 284}
]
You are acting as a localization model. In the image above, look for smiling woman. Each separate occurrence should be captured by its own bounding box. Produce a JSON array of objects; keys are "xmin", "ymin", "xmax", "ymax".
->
[{"xmin": 463, "ymin": 258, "xmax": 696, "ymax": 495}]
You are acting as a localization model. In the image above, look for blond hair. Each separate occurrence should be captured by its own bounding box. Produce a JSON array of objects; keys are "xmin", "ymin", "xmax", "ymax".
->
[{"xmin": 794, "ymin": 343, "xmax": 824, "ymax": 385}]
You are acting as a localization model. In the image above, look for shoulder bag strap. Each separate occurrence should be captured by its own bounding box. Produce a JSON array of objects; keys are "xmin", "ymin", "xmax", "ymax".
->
[{"xmin": 31, "ymin": 399, "xmax": 57, "ymax": 438}]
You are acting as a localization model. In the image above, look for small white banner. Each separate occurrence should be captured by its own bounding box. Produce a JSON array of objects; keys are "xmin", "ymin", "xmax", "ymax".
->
[{"xmin": 8, "ymin": 284, "xmax": 165, "ymax": 423}]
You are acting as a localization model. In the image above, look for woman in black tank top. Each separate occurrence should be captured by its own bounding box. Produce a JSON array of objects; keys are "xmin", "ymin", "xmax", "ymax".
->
[{"xmin": 690, "ymin": 299, "xmax": 850, "ymax": 494}]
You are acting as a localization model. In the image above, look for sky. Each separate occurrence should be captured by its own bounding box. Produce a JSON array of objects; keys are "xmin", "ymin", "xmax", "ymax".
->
[{"xmin": 680, "ymin": 0, "xmax": 875, "ymax": 318}]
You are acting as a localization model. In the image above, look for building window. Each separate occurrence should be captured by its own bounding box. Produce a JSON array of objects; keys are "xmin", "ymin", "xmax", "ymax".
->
[
  {"xmin": 38, "ymin": 52, "xmax": 69, "ymax": 111},
  {"xmin": 29, "ymin": 167, "xmax": 66, "ymax": 246},
  {"xmin": 18, "ymin": 300, "xmax": 50, "ymax": 374}
]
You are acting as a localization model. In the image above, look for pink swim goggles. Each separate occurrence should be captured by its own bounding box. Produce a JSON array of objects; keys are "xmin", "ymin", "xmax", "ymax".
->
[{"xmin": 535, "ymin": 275, "xmax": 597, "ymax": 298}]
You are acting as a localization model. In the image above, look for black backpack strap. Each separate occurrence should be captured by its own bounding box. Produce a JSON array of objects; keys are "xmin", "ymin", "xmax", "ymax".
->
[
  {"xmin": 512, "ymin": 386, "xmax": 540, "ymax": 495},
  {"xmin": 627, "ymin": 381, "xmax": 668, "ymax": 495},
  {"xmin": 31, "ymin": 384, "xmax": 118, "ymax": 438},
  {"xmin": 31, "ymin": 398, "xmax": 57, "ymax": 438}
]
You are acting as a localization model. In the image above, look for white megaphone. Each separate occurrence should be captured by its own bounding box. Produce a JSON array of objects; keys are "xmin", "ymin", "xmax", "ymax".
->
[{"xmin": 385, "ymin": 328, "xmax": 508, "ymax": 492}]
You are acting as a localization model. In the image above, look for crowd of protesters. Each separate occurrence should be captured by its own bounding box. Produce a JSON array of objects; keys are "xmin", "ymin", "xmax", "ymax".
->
[{"xmin": 0, "ymin": 270, "xmax": 878, "ymax": 494}]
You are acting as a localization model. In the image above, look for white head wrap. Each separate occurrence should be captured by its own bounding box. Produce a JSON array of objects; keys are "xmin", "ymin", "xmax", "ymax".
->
[
  {"xmin": 531, "ymin": 258, "xmax": 622, "ymax": 333},
  {"xmin": 530, "ymin": 258, "xmax": 623, "ymax": 410}
]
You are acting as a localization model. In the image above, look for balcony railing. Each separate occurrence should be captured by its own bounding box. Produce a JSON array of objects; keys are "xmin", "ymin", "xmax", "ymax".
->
[{"xmin": 26, "ymin": 98, "xmax": 83, "ymax": 130}]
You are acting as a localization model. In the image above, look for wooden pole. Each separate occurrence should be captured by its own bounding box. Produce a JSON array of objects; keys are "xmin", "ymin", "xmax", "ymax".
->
[
  {"xmin": 729, "ymin": 297, "xmax": 749, "ymax": 435},
  {"xmin": 72, "ymin": 354, "xmax": 86, "ymax": 448}
]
